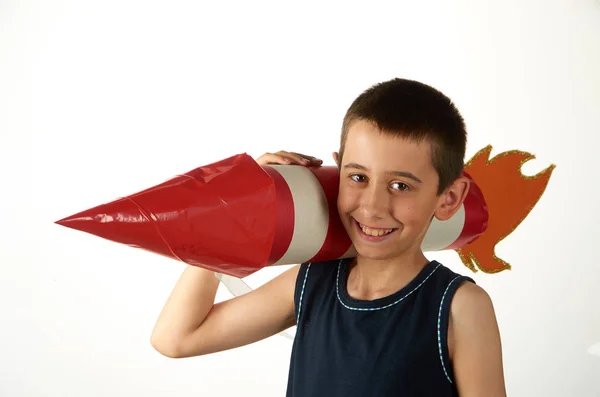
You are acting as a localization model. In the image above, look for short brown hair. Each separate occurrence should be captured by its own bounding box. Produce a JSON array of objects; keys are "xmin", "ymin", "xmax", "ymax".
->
[{"xmin": 339, "ymin": 78, "xmax": 467, "ymax": 195}]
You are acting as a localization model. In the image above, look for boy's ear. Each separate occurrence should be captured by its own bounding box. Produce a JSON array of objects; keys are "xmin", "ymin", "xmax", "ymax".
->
[
  {"xmin": 434, "ymin": 176, "xmax": 470, "ymax": 221},
  {"xmin": 332, "ymin": 152, "xmax": 340, "ymax": 167}
]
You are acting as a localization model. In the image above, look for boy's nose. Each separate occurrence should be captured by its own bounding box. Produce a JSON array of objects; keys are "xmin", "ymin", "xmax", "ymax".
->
[{"xmin": 358, "ymin": 187, "xmax": 389, "ymax": 219}]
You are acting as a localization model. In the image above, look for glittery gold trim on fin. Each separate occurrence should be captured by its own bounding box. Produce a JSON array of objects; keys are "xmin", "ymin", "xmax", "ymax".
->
[{"xmin": 456, "ymin": 248, "xmax": 511, "ymax": 274}]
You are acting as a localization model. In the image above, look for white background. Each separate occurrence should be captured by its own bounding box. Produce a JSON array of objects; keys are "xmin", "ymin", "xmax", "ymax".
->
[{"xmin": 2, "ymin": 0, "xmax": 599, "ymax": 395}]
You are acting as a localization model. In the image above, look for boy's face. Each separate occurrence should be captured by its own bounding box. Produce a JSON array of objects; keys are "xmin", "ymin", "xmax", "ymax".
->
[{"xmin": 334, "ymin": 120, "xmax": 467, "ymax": 262}]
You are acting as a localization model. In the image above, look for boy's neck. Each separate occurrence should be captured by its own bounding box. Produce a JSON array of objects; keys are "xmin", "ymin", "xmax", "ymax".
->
[{"xmin": 346, "ymin": 251, "xmax": 430, "ymax": 301}]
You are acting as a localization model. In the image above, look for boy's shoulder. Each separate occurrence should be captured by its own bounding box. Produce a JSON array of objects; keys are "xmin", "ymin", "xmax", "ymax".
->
[
  {"xmin": 432, "ymin": 261, "xmax": 479, "ymax": 287},
  {"xmin": 433, "ymin": 261, "xmax": 491, "ymax": 305},
  {"xmin": 436, "ymin": 262, "xmax": 497, "ymax": 338},
  {"xmin": 451, "ymin": 276, "xmax": 494, "ymax": 317},
  {"xmin": 292, "ymin": 258, "xmax": 342, "ymax": 287}
]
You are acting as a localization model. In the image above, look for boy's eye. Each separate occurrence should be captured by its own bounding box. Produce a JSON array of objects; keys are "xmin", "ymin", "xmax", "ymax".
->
[
  {"xmin": 391, "ymin": 182, "xmax": 409, "ymax": 192},
  {"xmin": 350, "ymin": 174, "xmax": 367, "ymax": 183}
]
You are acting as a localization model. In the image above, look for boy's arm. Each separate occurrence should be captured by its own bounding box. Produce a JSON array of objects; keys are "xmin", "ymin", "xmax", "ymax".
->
[
  {"xmin": 151, "ymin": 264, "xmax": 299, "ymax": 358},
  {"xmin": 450, "ymin": 282, "xmax": 507, "ymax": 397}
]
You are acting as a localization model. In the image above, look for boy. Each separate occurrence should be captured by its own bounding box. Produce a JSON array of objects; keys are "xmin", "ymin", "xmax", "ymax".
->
[{"xmin": 150, "ymin": 78, "xmax": 507, "ymax": 396}]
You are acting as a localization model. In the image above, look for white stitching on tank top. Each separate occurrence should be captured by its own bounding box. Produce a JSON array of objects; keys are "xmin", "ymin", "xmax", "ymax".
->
[
  {"xmin": 437, "ymin": 275, "xmax": 462, "ymax": 384},
  {"xmin": 335, "ymin": 260, "xmax": 442, "ymax": 311},
  {"xmin": 296, "ymin": 263, "xmax": 312, "ymax": 325}
]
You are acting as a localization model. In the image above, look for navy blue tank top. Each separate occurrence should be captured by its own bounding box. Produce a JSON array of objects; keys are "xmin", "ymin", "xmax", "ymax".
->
[{"xmin": 286, "ymin": 257, "xmax": 474, "ymax": 397}]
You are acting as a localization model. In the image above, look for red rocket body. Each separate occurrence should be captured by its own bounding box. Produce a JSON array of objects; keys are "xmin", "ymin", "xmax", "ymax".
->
[{"xmin": 56, "ymin": 153, "xmax": 488, "ymax": 278}]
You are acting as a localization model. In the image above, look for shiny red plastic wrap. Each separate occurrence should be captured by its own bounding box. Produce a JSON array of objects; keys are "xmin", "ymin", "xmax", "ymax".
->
[
  {"xmin": 57, "ymin": 154, "xmax": 283, "ymax": 277},
  {"xmin": 56, "ymin": 153, "xmax": 488, "ymax": 278}
]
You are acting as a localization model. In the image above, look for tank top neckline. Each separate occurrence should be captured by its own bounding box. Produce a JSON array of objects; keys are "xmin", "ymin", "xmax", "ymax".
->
[{"xmin": 335, "ymin": 257, "xmax": 442, "ymax": 310}]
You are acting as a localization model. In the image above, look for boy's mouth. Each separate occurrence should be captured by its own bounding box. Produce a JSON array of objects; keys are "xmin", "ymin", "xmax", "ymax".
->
[{"xmin": 353, "ymin": 218, "xmax": 398, "ymax": 239}]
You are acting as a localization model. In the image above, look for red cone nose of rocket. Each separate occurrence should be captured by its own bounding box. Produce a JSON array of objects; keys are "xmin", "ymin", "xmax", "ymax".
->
[
  {"xmin": 55, "ymin": 196, "xmax": 176, "ymax": 258},
  {"xmin": 54, "ymin": 154, "xmax": 278, "ymax": 277}
]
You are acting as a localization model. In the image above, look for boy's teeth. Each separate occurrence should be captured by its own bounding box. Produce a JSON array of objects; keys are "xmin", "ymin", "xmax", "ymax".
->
[{"xmin": 360, "ymin": 225, "xmax": 393, "ymax": 236}]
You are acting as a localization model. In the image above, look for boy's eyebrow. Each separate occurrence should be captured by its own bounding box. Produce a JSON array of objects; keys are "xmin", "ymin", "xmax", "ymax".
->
[{"xmin": 344, "ymin": 163, "xmax": 423, "ymax": 183}]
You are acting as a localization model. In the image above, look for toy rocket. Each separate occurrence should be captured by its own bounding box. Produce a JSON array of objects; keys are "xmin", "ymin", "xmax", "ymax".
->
[{"xmin": 55, "ymin": 153, "xmax": 489, "ymax": 278}]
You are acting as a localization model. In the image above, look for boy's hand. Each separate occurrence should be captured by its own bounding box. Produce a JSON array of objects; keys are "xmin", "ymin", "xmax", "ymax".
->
[{"xmin": 256, "ymin": 151, "xmax": 323, "ymax": 166}]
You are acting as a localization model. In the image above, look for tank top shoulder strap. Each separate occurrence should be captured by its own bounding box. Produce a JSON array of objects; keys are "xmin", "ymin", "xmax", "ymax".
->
[
  {"xmin": 293, "ymin": 259, "xmax": 340, "ymax": 325},
  {"xmin": 436, "ymin": 268, "xmax": 476, "ymax": 384}
]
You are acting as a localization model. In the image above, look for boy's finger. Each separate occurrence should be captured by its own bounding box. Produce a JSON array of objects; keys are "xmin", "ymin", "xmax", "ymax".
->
[
  {"xmin": 290, "ymin": 152, "xmax": 323, "ymax": 163},
  {"xmin": 257, "ymin": 153, "xmax": 292, "ymax": 165},
  {"xmin": 276, "ymin": 152, "xmax": 311, "ymax": 164}
]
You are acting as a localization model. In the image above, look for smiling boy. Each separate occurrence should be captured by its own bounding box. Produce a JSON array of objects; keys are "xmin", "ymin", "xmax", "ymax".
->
[{"xmin": 151, "ymin": 78, "xmax": 507, "ymax": 396}]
